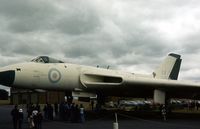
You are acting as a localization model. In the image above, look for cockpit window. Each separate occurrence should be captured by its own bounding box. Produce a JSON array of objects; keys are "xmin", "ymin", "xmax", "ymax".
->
[{"xmin": 31, "ymin": 56, "xmax": 64, "ymax": 63}]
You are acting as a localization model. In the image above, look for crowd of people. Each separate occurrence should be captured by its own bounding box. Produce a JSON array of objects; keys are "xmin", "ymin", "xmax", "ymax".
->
[
  {"xmin": 11, "ymin": 102, "xmax": 85, "ymax": 129},
  {"xmin": 59, "ymin": 102, "xmax": 85, "ymax": 123}
]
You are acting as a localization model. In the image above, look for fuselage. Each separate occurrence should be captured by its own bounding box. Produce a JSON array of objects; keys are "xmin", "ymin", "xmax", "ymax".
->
[{"xmin": 0, "ymin": 61, "xmax": 152, "ymax": 92}]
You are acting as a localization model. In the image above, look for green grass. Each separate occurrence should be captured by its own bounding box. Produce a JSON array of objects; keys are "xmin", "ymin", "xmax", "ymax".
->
[{"xmin": 0, "ymin": 99, "xmax": 10, "ymax": 105}]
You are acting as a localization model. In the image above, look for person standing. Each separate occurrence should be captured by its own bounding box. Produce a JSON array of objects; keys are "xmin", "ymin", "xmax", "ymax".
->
[
  {"xmin": 59, "ymin": 102, "xmax": 65, "ymax": 120},
  {"xmin": 32, "ymin": 109, "xmax": 38, "ymax": 129},
  {"xmin": 161, "ymin": 105, "xmax": 167, "ymax": 121},
  {"xmin": 35, "ymin": 103, "xmax": 41, "ymax": 112},
  {"xmin": 37, "ymin": 112, "xmax": 43, "ymax": 129},
  {"xmin": 79, "ymin": 104, "xmax": 85, "ymax": 123},
  {"xmin": 49, "ymin": 104, "xmax": 54, "ymax": 120},
  {"xmin": 75, "ymin": 104, "xmax": 79, "ymax": 123},
  {"xmin": 91, "ymin": 100, "xmax": 94, "ymax": 111},
  {"xmin": 54, "ymin": 103, "xmax": 58, "ymax": 116},
  {"xmin": 43, "ymin": 104, "xmax": 48, "ymax": 120},
  {"xmin": 197, "ymin": 102, "xmax": 199, "ymax": 110},
  {"xmin": 18, "ymin": 109, "xmax": 24, "ymax": 129},
  {"xmin": 11, "ymin": 105, "xmax": 19, "ymax": 129}
]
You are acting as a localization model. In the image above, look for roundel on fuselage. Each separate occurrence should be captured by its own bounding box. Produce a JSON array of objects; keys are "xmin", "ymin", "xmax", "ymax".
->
[{"xmin": 48, "ymin": 68, "xmax": 61, "ymax": 83}]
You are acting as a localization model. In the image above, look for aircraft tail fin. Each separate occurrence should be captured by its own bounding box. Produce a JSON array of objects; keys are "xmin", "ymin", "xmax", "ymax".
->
[{"xmin": 153, "ymin": 53, "xmax": 182, "ymax": 80}]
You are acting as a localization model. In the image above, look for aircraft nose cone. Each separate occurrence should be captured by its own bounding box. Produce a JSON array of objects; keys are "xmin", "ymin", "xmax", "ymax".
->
[{"xmin": 0, "ymin": 70, "xmax": 15, "ymax": 86}]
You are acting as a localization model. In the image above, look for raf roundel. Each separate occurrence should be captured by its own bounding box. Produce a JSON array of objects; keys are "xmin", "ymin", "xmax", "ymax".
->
[{"xmin": 48, "ymin": 68, "xmax": 61, "ymax": 83}]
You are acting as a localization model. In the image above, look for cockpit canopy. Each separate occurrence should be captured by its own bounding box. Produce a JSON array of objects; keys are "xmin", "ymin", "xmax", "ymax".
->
[{"xmin": 31, "ymin": 56, "xmax": 64, "ymax": 63}]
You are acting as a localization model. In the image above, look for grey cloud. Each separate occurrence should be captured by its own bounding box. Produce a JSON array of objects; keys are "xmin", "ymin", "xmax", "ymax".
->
[
  {"xmin": 0, "ymin": 32, "xmax": 58, "ymax": 57},
  {"xmin": 55, "ymin": 1, "xmax": 101, "ymax": 35},
  {"xmin": 0, "ymin": 0, "xmax": 102, "ymax": 35},
  {"xmin": 56, "ymin": 11, "xmax": 101, "ymax": 35},
  {"xmin": 0, "ymin": 0, "xmax": 199, "ymax": 83},
  {"xmin": 181, "ymin": 34, "xmax": 200, "ymax": 54},
  {"xmin": 0, "ymin": 33, "xmax": 18, "ymax": 56},
  {"xmin": 12, "ymin": 40, "xmax": 60, "ymax": 56},
  {"xmin": 63, "ymin": 43, "xmax": 98, "ymax": 58},
  {"xmin": 0, "ymin": 0, "xmax": 58, "ymax": 33}
]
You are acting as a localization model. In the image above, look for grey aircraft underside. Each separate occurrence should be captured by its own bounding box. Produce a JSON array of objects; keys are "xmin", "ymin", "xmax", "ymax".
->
[{"xmin": 0, "ymin": 53, "xmax": 200, "ymax": 104}]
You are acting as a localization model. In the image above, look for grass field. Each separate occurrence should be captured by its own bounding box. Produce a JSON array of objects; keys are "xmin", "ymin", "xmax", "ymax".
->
[{"xmin": 0, "ymin": 99, "xmax": 10, "ymax": 105}]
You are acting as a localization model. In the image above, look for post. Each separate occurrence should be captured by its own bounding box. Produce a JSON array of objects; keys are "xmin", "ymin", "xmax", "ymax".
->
[{"xmin": 113, "ymin": 113, "xmax": 119, "ymax": 129}]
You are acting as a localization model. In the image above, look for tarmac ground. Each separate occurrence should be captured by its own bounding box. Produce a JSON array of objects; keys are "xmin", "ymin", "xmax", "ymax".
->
[{"xmin": 1, "ymin": 105, "xmax": 200, "ymax": 129}]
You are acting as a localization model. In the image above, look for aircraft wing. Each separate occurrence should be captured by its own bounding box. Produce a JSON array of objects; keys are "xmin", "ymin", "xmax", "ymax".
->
[
  {"xmin": 80, "ymin": 72, "xmax": 200, "ymax": 99},
  {"xmin": 80, "ymin": 73, "xmax": 200, "ymax": 89}
]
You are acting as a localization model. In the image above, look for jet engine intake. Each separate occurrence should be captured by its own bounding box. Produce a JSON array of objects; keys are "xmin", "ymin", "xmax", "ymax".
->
[{"xmin": 0, "ymin": 70, "xmax": 15, "ymax": 86}]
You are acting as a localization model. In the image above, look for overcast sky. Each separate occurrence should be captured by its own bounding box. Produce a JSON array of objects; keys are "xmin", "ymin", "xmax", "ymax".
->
[{"xmin": 1, "ymin": 0, "xmax": 200, "ymax": 90}]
